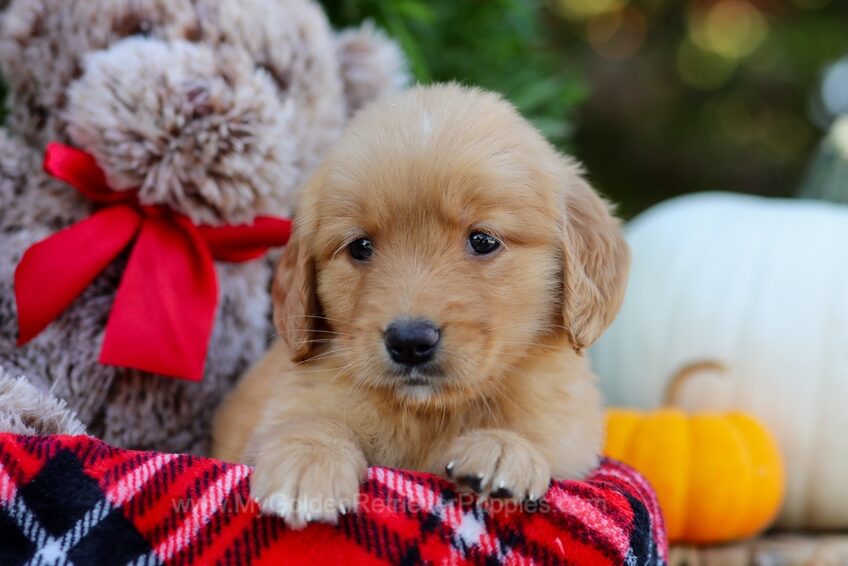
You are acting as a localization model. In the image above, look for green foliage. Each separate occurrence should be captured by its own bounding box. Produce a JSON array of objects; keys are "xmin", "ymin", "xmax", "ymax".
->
[{"xmin": 321, "ymin": 0, "xmax": 587, "ymax": 147}]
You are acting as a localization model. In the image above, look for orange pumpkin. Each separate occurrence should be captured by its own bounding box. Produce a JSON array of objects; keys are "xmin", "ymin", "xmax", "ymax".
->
[{"xmin": 604, "ymin": 408, "xmax": 784, "ymax": 544}]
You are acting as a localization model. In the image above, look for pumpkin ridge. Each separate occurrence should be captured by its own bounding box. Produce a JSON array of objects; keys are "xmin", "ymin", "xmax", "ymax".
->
[
  {"xmin": 724, "ymin": 416, "xmax": 756, "ymax": 540},
  {"xmin": 684, "ymin": 415, "xmax": 751, "ymax": 543}
]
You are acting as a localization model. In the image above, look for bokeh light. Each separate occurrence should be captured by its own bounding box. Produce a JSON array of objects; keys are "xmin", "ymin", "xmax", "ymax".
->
[
  {"xmin": 677, "ymin": 40, "xmax": 737, "ymax": 89},
  {"xmin": 689, "ymin": 0, "xmax": 769, "ymax": 59},
  {"xmin": 822, "ymin": 57, "xmax": 848, "ymax": 117},
  {"xmin": 586, "ymin": 6, "xmax": 647, "ymax": 60},
  {"xmin": 707, "ymin": 97, "xmax": 754, "ymax": 144},
  {"xmin": 554, "ymin": 0, "xmax": 625, "ymax": 20},
  {"xmin": 833, "ymin": 116, "xmax": 848, "ymax": 158}
]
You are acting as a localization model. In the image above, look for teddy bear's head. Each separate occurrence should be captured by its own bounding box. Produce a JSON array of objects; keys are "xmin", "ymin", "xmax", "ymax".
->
[{"xmin": 0, "ymin": 0, "xmax": 406, "ymax": 224}]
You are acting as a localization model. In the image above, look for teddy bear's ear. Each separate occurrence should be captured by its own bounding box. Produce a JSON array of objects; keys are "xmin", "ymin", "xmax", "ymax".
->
[{"xmin": 335, "ymin": 22, "xmax": 409, "ymax": 117}]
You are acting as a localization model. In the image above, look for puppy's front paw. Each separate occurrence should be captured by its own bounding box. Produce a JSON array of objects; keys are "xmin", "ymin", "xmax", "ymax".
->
[
  {"xmin": 249, "ymin": 423, "xmax": 367, "ymax": 529},
  {"xmin": 442, "ymin": 429, "xmax": 551, "ymax": 501}
]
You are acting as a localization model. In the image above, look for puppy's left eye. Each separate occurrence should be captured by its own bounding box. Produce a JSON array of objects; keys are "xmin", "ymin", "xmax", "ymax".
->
[
  {"xmin": 468, "ymin": 231, "xmax": 501, "ymax": 255},
  {"xmin": 348, "ymin": 237, "xmax": 374, "ymax": 261}
]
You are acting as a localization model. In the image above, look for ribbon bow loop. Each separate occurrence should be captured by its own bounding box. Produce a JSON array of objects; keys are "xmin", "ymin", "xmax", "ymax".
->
[{"xmin": 15, "ymin": 143, "xmax": 292, "ymax": 381}]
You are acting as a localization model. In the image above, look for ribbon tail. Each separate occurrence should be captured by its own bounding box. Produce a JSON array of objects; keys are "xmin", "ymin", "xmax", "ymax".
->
[
  {"xmin": 199, "ymin": 216, "xmax": 292, "ymax": 262},
  {"xmin": 43, "ymin": 143, "xmax": 127, "ymax": 203},
  {"xmin": 100, "ymin": 216, "xmax": 218, "ymax": 381},
  {"xmin": 15, "ymin": 205, "xmax": 142, "ymax": 344}
]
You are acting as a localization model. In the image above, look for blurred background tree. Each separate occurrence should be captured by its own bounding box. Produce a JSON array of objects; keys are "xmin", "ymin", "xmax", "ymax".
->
[{"xmin": 322, "ymin": 0, "xmax": 847, "ymax": 218}]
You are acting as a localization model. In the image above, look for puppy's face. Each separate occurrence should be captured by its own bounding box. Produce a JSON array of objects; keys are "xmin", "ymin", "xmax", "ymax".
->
[{"xmin": 274, "ymin": 86, "xmax": 629, "ymax": 407}]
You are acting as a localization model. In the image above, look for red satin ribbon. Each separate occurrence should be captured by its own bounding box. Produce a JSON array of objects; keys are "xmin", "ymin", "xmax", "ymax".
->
[{"xmin": 15, "ymin": 143, "xmax": 292, "ymax": 381}]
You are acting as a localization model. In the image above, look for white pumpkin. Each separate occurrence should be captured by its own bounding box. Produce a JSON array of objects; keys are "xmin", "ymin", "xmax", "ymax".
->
[{"xmin": 591, "ymin": 192, "xmax": 848, "ymax": 529}]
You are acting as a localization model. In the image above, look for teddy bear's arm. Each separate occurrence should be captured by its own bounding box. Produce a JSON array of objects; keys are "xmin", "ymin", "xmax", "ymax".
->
[{"xmin": 0, "ymin": 367, "xmax": 86, "ymax": 436}]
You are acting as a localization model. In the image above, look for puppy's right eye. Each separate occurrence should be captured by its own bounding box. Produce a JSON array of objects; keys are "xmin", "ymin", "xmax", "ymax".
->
[
  {"xmin": 348, "ymin": 238, "xmax": 374, "ymax": 262},
  {"xmin": 468, "ymin": 231, "xmax": 501, "ymax": 255}
]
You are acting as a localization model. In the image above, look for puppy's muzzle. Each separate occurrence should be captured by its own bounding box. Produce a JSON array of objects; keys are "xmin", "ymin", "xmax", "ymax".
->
[{"xmin": 384, "ymin": 319, "xmax": 441, "ymax": 367}]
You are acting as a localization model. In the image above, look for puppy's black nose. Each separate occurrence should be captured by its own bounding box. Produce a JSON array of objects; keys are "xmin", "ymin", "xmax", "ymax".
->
[{"xmin": 384, "ymin": 319, "xmax": 441, "ymax": 367}]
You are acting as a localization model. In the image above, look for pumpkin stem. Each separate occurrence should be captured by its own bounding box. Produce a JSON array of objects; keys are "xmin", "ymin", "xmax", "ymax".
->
[{"xmin": 663, "ymin": 360, "xmax": 728, "ymax": 407}]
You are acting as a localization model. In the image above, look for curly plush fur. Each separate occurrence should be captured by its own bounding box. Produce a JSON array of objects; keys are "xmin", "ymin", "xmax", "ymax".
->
[
  {"xmin": 0, "ymin": 367, "xmax": 85, "ymax": 436},
  {"xmin": 0, "ymin": 0, "xmax": 407, "ymax": 454}
]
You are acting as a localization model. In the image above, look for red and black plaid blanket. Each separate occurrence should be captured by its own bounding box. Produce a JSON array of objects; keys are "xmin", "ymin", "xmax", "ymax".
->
[{"xmin": 0, "ymin": 433, "xmax": 667, "ymax": 565}]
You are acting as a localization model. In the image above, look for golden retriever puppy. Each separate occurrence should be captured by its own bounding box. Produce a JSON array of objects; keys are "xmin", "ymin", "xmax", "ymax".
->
[{"xmin": 212, "ymin": 83, "xmax": 629, "ymax": 529}]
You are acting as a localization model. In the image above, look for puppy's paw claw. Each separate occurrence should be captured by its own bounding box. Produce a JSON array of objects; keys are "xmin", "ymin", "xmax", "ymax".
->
[
  {"xmin": 489, "ymin": 485, "xmax": 514, "ymax": 499},
  {"xmin": 441, "ymin": 429, "xmax": 550, "ymax": 502},
  {"xmin": 445, "ymin": 461, "xmax": 456, "ymax": 477}
]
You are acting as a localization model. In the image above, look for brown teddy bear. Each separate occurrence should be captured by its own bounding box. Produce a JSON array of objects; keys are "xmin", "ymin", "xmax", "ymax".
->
[{"xmin": 0, "ymin": 0, "xmax": 407, "ymax": 454}]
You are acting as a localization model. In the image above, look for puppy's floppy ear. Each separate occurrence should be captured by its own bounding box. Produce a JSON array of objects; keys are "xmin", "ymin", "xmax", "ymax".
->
[
  {"xmin": 272, "ymin": 217, "xmax": 322, "ymax": 363},
  {"xmin": 560, "ymin": 168, "xmax": 630, "ymax": 352}
]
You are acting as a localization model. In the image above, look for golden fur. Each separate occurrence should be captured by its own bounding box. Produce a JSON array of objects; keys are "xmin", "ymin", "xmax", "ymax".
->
[{"xmin": 212, "ymin": 84, "xmax": 630, "ymax": 529}]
